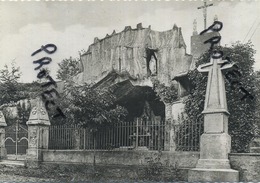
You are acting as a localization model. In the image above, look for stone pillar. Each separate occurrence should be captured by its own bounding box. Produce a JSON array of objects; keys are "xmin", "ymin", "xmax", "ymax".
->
[
  {"xmin": 188, "ymin": 58, "xmax": 239, "ymax": 181},
  {"xmin": 26, "ymin": 98, "xmax": 50, "ymax": 168},
  {"xmin": 166, "ymin": 101, "xmax": 186, "ymax": 151},
  {"xmin": 73, "ymin": 129, "xmax": 80, "ymax": 150},
  {"xmin": 0, "ymin": 111, "xmax": 7, "ymax": 159},
  {"xmin": 164, "ymin": 103, "xmax": 174, "ymax": 151},
  {"xmin": 164, "ymin": 103, "xmax": 171, "ymax": 150}
]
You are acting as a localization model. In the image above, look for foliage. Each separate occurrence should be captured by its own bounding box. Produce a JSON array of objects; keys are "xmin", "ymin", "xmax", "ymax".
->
[
  {"xmin": 2, "ymin": 106, "xmax": 17, "ymax": 126},
  {"xmin": 0, "ymin": 63, "xmax": 29, "ymax": 105},
  {"xmin": 0, "ymin": 101, "xmax": 31, "ymax": 126},
  {"xmin": 153, "ymin": 79, "xmax": 179, "ymax": 104},
  {"xmin": 254, "ymin": 71, "xmax": 260, "ymax": 136},
  {"xmin": 50, "ymin": 82, "xmax": 128, "ymax": 130},
  {"xmin": 184, "ymin": 42, "xmax": 256, "ymax": 152},
  {"xmin": 174, "ymin": 113, "xmax": 204, "ymax": 151},
  {"xmin": 0, "ymin": 62, "xmax": 40, "ymax": 125},
  {"xmin": 21, "ymin": 82, "xmax": 44, "ymax": 99},
  {"xmin": 56, "ymin": 57, "xmax": 81, "ymax": 81},
  {"xmin": 17, "ymin": 101, "xmax": 31, "ymax": 125},
  {"xmin": 0, "ymin": 63, "xmax": 21, "ymax": 83}
]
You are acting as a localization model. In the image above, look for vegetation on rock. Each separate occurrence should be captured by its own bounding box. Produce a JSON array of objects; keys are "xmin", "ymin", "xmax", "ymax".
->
[
  {"xmin": 153, "ymin": 79, "xmax": 179, "ymax": 104},
  {"xmin": 184, "ymin": 42, "xmax": 257, "ymax": 152}
]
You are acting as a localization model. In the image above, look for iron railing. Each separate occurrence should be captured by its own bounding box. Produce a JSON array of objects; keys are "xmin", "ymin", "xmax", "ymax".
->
[
  {"xmin": 48, "ymin": 119, "xmax": 203, "ymax": 151},
  {"xmin": 49, "ymin": 119, "xmax": 167, "ymax": 151},
  {"xmin": 174, "ymin": 119, "xmax": 203, "ymax": 151}
]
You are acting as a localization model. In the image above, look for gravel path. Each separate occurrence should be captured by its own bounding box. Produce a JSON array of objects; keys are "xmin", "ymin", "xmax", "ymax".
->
[{"xmin": 0, "ymin": 173, "xmax": 54, "ymax": 182}]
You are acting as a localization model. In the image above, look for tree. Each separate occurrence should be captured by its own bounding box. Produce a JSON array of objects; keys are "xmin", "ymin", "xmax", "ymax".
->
[
  {"xmin": 184, "ymin": 42, "xmax": 256, "ymax": 152},
  {"xmin": 0, "ymin": 62, "xmax": 28, "ymax": 105},
  {"xmin": 17, "ymin": 101, "xmax": 31, "ymax": 125},
  {"xmin": 50, "ymin": 82, "xmax": 128, "ymax": 130},
  {"xmin": 56, "ymin": 57, "xmax": 81, "ymax": 81},
  {"xmin": 254, "ymin": 71, "xmax": 260, "ymax": 136},
  {"xmin": 0, "ymin": 63, "xmax": 21, "ymax": 83}
]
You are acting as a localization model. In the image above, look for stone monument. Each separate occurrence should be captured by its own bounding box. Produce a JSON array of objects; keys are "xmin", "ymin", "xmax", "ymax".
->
[
  {"xmin": 26, "ymin": 98, "xmax": 50, "ymax": 167},
  {"xmin": 0, "ymin": 111, "xmax": 7, "ymax": 159},
  {"xmin": 188, "ymin": 57, "xmax": 239, "ymax": 181}
]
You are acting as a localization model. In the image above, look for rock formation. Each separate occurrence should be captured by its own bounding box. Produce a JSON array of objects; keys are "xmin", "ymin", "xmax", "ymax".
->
[{"xmin": 74, "ymin": 23, "xmax": 192, "ymax": 86}]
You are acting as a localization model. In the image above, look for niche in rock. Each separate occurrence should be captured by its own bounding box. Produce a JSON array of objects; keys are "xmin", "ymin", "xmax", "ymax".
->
[
  {"xmin": 145, "ymin": 47, "xmax": 158, "ymax": 76},
  {"xmin": 126, "ymin": 47, "xmax": 133, "ymax": 59}
]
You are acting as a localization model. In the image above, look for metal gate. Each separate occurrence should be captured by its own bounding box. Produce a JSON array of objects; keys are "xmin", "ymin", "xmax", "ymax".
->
[{"xmin": 5, "ymin": 123, "xmax": 28, "ymax": 160}]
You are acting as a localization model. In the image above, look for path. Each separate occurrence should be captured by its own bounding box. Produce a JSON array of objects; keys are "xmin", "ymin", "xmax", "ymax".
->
[{"xmin": 0, "ymin": 173, "xmax": 53, "ymax": 182}]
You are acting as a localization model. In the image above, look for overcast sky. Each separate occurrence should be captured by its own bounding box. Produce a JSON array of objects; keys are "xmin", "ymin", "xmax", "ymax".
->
[{"xmin": 0, "ymin": 0, "xmax": 259, "ymax": 83}]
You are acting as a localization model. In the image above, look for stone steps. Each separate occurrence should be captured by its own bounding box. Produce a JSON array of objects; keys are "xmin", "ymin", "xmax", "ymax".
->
[{"xmin": 0, "ymin": 160, "xmax": 25, "ymax": 167}]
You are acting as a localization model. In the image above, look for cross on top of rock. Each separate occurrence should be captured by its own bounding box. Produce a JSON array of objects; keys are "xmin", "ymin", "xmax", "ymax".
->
[{"xmin": 197, "ymin": 0, "xmax": 213, "ymax": 29}]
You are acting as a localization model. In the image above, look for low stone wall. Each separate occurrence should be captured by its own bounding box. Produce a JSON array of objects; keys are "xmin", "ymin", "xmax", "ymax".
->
[
  {"xmin": 229, "ymin": 153, "xmax": 260, "ymax": 182},
  {"xmin": 42, "ymin": 150, "xmax": 199, "ymax": 181},
  {"xmin": 42, "ymin": 150, "xmax": 199, "ymax": 168},
  {"xmin": 41, "ymin": 150, "xmax": 260, "ymax": 181}
]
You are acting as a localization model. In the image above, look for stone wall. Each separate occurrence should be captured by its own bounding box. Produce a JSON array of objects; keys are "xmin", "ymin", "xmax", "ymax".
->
[
  {"xmin": 229, "ymin": 153, "xmax": 260, "ymax": 181},
  {"xmin": 41, "ymin": 150, "xmax": 260, "ymax": 181},
  {"xmin": 42, "ymin": 150, "xmax": 199, "ymax": 168},
  {"xmin": 42, "ymin": 150, "xmax": 198, "ymax": 181}
]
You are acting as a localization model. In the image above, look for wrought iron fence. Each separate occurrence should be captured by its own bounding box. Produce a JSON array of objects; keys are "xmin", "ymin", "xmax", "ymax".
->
[
  {"xmin": 49, "ymin": 119, "xmax": 167, "ymax": 151},
  {"xmin": 174, "ymin": 119, "xmax": 203, "ymax": 151},
  {"xmin": 48, "ymin": 118, "xmax": 203, "ymax": 151}
]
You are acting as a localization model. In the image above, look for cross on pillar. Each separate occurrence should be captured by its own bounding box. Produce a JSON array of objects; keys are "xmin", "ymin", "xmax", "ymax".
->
[
  {"xmin": 188, "ymin": 57, "xmax": 239, "ymax": 181},
  {"xmin": 197, "ymin": 0, "xmax": 213, "ymax": 29},
  {"xmin": 197, "ymin": 57, "xmax": 235, "ymax": 163}
]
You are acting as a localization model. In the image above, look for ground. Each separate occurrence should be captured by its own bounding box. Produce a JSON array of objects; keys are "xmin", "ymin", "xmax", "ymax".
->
[
  {"xmin": 0, "ymin": 173, "xmax": 53, "ymax": 182},
  {"xmin": 0, "ymin": 164, "xmax": 87, "ymax": 182},
  {"xmin": 0, "ymin": 163, "xmax": 182, "ymax": 182},
  {"xmin": 0, "ymin": 164, "xmax": 137, "ymax": 182}
]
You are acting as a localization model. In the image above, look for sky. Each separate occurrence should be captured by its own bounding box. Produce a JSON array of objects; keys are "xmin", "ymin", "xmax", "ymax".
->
[{"xmin": 0, "ymin": 0, "xmax": 260, "ymax": 83}]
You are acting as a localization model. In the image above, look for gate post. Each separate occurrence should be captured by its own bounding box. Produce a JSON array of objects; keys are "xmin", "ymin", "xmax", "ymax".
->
[
  {"xmin": 26, "ymin": 98, "xmax": 50, "ymax": 168},
  {"xmin": 0, "ymin": 111, "xmax": 7, "ymax": 159}
]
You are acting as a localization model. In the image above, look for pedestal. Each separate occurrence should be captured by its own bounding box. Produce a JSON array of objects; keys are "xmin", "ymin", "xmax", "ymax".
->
[
  {"xmin": 188, "ymin": 133, "xmax": 239, "ymax": 181},
  {"xmin": 190, "ymin": 53, "xmax": 240, "ymax": 181},
  {"xmin": 26, "ymin": 125, "xmax": 49, "ymax": 168},
  {"xmin": 26, "ymin": 149, "xmax": 42, "ymax": 168},
  {"xmin": 189, "ymin": 168, "xmax": 239, "ymax": 182},
  {"xmin": 25, "ymin": 98, "xmax": 50, "ymax": 168},
  {"xmin": 197, "ymin": 133, "xmax": 231, "ymax": 168}
]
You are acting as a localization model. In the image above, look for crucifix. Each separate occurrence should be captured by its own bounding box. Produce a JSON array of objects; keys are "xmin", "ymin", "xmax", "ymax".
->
[
  {"xmin": 193, "ymin": 57, "xmax": 236, "ymax": 168},
  {"xmin": 197, "ymin": 0, "xmax": 213, "ymax": 29}
]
